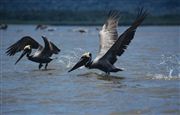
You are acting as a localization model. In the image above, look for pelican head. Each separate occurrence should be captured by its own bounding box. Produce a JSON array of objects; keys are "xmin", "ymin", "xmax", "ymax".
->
[
  {"xmin": 68, "ymin": 52, "xmax": 92, "ymax": 72},
  {"xmin": 15, "ymin": 45, "xmax": 32, "ymax": 64}
]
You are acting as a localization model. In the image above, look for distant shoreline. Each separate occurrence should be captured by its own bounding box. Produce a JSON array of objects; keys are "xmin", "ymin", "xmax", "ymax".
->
[
  {"xmin": 1, "ymin": 21, "xmax": 179, "ymax": 26},
  {"xmin": 1, "ymin": 10, "xmax": 180, "ymax": 26}
]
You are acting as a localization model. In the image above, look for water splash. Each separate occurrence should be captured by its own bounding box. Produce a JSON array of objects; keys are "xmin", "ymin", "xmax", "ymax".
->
[
  {"xmin": 151, "ymin": 54, "xmax": 180, "ymax": 80},
  {"xmin": 57, "ymin": 48, "xmax": 85, "ymax": 68}
]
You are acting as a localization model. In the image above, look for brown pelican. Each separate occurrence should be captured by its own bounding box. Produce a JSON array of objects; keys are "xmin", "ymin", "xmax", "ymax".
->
[
  {"xmin": 73, "ymin": 28, "xmax": 88, "ymax": 33},
  {"xmin": 6, "ymin": 36, "xmax": 60, "ymax": 69},
  {"xmin": 69, "ymin": 8, "xmax": 147, "ymax": 74},
  {"xmin": 35, "ymin": 24, "xmax": 47, "ymax": 30},
  {"xmin": 0, "ymin": 24, "xmax": 8, "ymax": 30}
]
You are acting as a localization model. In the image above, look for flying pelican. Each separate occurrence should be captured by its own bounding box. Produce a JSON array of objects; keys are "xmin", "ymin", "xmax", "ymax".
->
[
  {"xmin": 0, "ymin": 24, "xmax": 8, "ymax": 30},
  {"xmin": 6, "ymin": 36, "xmax": 60, "ymax": 69},
  {"xmin": 68, "ymin": 8, "xmax": 147, "ymax": 75},
  {"xmin": 35, "ymin": 24, "xmax": 47, "ymax": 30}
]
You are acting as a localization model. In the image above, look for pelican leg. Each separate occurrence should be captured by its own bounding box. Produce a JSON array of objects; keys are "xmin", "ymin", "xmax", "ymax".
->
[
  {"xmin": 45, "ymin": 63, "xmax": 48, "ymax": 70},
  {"xmin": 39, "ymin": 63, "xmax": 43, "ymax": 70}
]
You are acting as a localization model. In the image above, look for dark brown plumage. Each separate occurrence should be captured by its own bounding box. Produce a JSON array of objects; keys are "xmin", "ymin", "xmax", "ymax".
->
[
  {"xmin": 69, "ymin": 8, "xmax": 148, "ymax": 74},
  {"xmin": 6, "ymin": 36, "xmax": 60, "ymax": 69}
]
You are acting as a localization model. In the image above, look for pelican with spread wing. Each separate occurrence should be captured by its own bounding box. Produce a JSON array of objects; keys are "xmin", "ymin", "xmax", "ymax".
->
[
  {"xmin": 69, "ymin": 8, "xmax": 147, "ymax": 74},
  {"xmin": 6, "ymin": 36, "xmax": 60, "ymax": 69}
]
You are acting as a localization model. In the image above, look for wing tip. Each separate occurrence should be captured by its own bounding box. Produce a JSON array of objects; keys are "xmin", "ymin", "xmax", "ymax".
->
[
  {"xmin": 42, "ymin": 35, "xmax": 48, "ymax": 41},
  {"xmin": 5, "ymin": 46, "xmax": 16, "ymax": 56},
  {"xmin": 136, "ymin": 7, "xmax": 148, "ymax": 20},
  {"xmin": 130, "ymin": 7, "xmax": 148, "ymax": 29},
  {"xmin": 108, "ymin": 10, "xmax": 121, "ymax": 20}
]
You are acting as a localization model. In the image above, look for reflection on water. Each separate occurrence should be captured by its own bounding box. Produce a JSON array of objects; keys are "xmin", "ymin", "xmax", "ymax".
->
[
  {"xmin": 77, "ymin": 72, "xmax": 125, "ymax": 81},
  {"xmin": 1, "ymin": 25, "xmax": 180, "ymax": 115}
]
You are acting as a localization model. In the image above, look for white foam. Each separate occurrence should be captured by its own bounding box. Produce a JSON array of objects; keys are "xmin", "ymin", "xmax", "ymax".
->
[
  {"xmin": 148, "ymin": 54, "xmax": 180, "ymax": 80},
  {"xmin": 57, "ymin": 48, "xmax": 86, "ymax": 68},
  {"xmin": 152, "ymin": 74, "xmax": 180, "ymax": 80}
]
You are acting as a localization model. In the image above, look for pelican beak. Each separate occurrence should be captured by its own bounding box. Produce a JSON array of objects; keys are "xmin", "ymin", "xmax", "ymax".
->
[
  {"xmin": 68, "ymin": 57, "xmax": 89, "ymax": 72},
  {"xmin": 15, "ymin": 50, "xmax": 27, "ymax": 65}
]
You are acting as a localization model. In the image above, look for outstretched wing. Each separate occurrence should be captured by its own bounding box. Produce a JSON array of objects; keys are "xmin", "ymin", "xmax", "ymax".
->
[
  {"xmin": 49, "ymin": 41, "xmax": 61, "ymax": 54},
  {"xmin": 101, "ymin": 8, "xmax": 148, "ymax": 65},
  {"xmin": 40, "ymin": 36, "xmax": 60, "ymax": 57},
  {"xmin": 6, "ymin": 36, "xmax": 41, "ymax": 56},
  {"xmin": 94, "ymin": 10, "xmax": 120, "ymax": 61}
]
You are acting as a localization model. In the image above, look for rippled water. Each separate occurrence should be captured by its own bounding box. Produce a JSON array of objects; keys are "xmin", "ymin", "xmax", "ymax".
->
[{"xmin": 1, "ymin": 25, "xmax": 180, "ymax": 115}]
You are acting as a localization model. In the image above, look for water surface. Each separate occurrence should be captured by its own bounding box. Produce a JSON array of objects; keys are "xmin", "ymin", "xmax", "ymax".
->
[{"xmin": 1, "ymin": 25, "xmax": 180, "ymax": 115}]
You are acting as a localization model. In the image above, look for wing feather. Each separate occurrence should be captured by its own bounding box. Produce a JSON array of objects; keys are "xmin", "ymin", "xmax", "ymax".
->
[
  {"xmin": 95, "ymin": 10, "xmax": 120, "ymax": 61},
  {"xmin": 50, "ymin": 41, "xmax": 61, "ymax": 54},
  {"xmin": 6, "ymin": 36, "xmax": 41, "ymax": 56},
  {"xmin": 40, "ymin": 36, "xmax": 60, "ymax": 58},
  {"xmin": 102, "ymin": 8, "xmax": 148, "ymax": 64}
]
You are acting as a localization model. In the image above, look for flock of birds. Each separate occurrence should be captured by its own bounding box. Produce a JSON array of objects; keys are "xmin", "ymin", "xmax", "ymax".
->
[{"xmin": 5, "ymin": 8, "xmax": 147, "ymax": 75}]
